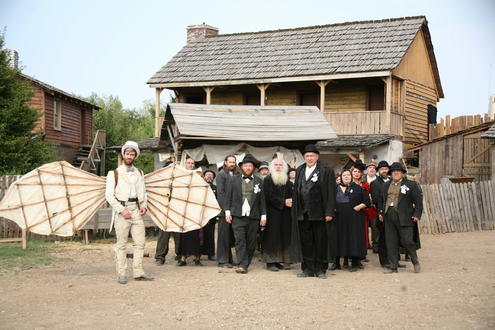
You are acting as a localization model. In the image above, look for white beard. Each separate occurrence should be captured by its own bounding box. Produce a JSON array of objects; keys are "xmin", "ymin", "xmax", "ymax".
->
[{"xmin": 271, "ymin": 171, "xmax": 288, "ymax": 186}]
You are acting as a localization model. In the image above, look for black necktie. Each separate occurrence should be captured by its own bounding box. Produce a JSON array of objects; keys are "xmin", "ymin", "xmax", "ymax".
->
[{"xmin": 243, "ymin": 176, "xmax": 252, "ymax": 180}]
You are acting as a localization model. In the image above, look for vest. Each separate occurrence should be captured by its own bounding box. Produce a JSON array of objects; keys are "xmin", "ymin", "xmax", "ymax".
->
[{"xmin": 241, "ymin": 178, "xmax": 255, "ymax": 205}]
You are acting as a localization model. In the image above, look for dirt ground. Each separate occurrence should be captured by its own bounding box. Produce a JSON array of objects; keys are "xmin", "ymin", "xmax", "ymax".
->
[{"xmin": 0, "ymin": 231, "xmax": 494, "ymax": 330}]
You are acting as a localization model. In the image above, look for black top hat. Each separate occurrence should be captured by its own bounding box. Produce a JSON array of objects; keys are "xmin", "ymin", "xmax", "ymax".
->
[
  {"xmin": 288, "ymin": 167, "xmax": 296, "ymax": 174},
  {"xmin": 303, "ymin": 144, "xmax": 319, "ymax": 155},
  {"xmin": 352, "ymin": 159, "xmax": 366, "ymax": 172},
  {"xmin": 203, "ymin": 169, "xmax": 216, "ymax": 179},
  {"xmin": 259, "ymin": 161, "xmax": 269, "ymax": 170},
  {"xmin": 239, "ymin": 154, "xmax": 258, "ymax": 167},
  {"xmin": 388, "ymin": 162, "xmax": 406, "ymax": 175},
  {"xmin": 377, "ymin": 160, "xmax": 390, "ymax": 170}
]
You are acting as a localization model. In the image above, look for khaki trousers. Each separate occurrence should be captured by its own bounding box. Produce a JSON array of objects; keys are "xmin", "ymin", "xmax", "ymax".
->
[{"xmin": 114, "ymin": 203, "xmax": 145, "ymax": 278}]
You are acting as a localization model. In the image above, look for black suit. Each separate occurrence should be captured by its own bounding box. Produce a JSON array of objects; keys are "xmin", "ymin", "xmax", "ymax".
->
[
  {"xmin": 216, "ymin": 169, "xmax": 235, "ymax": 265},
  {"xmin": 292, "ymin": 161, "xmax": 336, "ymax": 275},
  {"xmin": 378, "ymin": 178, "xmax": 423, "ymax": 269},
  {"xmin": 225, "ymin": 174, "xmax": 266, "ymax": 269},
  {"xmin": 370, "ymin": 176, "xmax": 390, "ymax": 265}
]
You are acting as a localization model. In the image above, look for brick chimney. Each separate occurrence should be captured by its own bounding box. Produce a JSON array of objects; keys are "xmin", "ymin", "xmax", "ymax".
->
[
  {"xmin": 187, "ymin": 23, "xmax": 219, "ymax": 43},
  {"xmin": 5, "ymin": 49, "xmax": 19, "ymax": 70}
]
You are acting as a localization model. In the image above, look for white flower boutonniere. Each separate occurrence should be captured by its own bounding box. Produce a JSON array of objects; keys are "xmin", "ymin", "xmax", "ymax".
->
[
  {"xmin": 311, "ymin": 173, "xmax": 318, "ymax": 182},
  {"xmin": 350, "ymin": 189, "xmax": 353, "ymax": 194},
  {"xmin": 400, "ymin": 185, "xmax": 410, "ymax": 194},
  {"xmin": 253, "ymin": 184, "xmax": 261, "ymax": 194}
]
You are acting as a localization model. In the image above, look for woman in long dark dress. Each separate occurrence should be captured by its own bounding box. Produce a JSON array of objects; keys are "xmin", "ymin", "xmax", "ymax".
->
[{"xmin": 330, "ymin": 169, "xmax": 370, "ymax": 272}]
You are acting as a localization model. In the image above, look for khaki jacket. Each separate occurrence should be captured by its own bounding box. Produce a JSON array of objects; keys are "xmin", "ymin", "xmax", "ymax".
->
[{"xmin": 105, "ymin": 165, "xmax": 147, "ymax": 213}]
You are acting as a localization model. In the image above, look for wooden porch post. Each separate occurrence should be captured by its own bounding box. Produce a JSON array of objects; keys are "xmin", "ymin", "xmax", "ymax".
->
[
  {"xmin": 257, "ymin": 84, "xmax": 270, "ymax": 106},
  {"xmin": 315, "ymin": 80, "xmax": 331, "ymax": 112},
  {"xmin": 203, "ymin": 87, "xmax": 215, "ymax": 105},
  {"xmin": 381, "ymin": 76, "xmax": 393, "ymax": 133},
  {"xmin": 155, "ymin": 88, "xmax": 163, "ymax": 138}
]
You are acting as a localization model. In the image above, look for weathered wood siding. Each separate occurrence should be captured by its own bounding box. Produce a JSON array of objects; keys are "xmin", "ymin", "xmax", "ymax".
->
[
  {"xmin": 404, "ymin": 80, "xmax": 436, "ymax": 144},
  {"xmin": 27, "ymin": 84, "xmax": 45, "ymax": 133},
  {"xmin": 211, "ymin": 91, "xmax": 244, "ymax": 105},
  {"xmin": 419, "ymin": 134, "xmax": 464, "ymax": 184},
  {"xmin": 325, "ymin": 85, "xmax": 368, "ymax": 112},
  {"xmin": 463, "ymin": 132, "xmax": 492, "ymax": 181},
  {"xmin": 44, "ymin": 93, "xmax": 92, "ymax": 146},
  {"xmin": 324, "ymin": 111, "xmax": 402, "ymax": 136}
]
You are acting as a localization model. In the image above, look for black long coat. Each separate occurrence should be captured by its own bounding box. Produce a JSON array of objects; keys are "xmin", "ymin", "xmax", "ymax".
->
[
  {"xmin": 328, "ymin": 182, "xmax": 371, "ymax": 259},
  {"xmin": 292, "ymin": 161, "xmax": 336, "ymax": 221},
  {"xmin": 378, "ymin": 178, "xmax": 423, "ymax": 226}
]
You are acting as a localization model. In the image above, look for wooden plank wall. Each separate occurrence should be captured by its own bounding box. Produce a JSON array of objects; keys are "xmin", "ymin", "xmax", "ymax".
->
[
  {"xmin": 420, "ymin": 181, "xmax": 495, "ymax": 234},
  {"xmin": 463, "ymin": 132, "xmax": 492, "ymax": 181},
  {"xmin": 44, "ymin": 93, "xmax": 91, "ymax": 146},
  {"xmin": 430, "ymin": 115, "xmax": 491, "ymax": 139},
  {"xmin": 324, "ymin": 111, "xmax": 402, "ymax": 136},
  {"xmin": 404, "ymin": 80, "xmax": 437, "ymax": 144},
  {"xmin": 0, "ymin": 175, "xmax": 23, "ymax": 239},
  {"xmin": 419, "ymin": 135, "xmax": 464, "ymax": 184},
  {"xmin": 27, "ymin": 84, "xmax": 45, "ymax": 133}
]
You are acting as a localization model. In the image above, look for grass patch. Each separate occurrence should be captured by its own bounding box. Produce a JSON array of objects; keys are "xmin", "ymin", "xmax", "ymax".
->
[{"xmin": 0, "ymin": 238, "xmax": 71, "ymax": 272}]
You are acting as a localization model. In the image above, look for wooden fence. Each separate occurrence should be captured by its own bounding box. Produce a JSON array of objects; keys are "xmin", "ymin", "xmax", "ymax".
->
[
  {"xmin": 420, "ymin": 180, "xmax": 495, "ymax": 234},
  {"xmin": 0, "ymin": 175, "xmax": 23, "ymax": 239},
  {"xmin": 429, "ymin": 114, "xmax": 492, "ymax": 140}
]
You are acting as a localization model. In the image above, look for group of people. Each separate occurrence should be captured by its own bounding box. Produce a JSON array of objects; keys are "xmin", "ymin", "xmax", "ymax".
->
[{"xmin": 106, "ymin": 141, "xmax": 423, "ymax": 284}]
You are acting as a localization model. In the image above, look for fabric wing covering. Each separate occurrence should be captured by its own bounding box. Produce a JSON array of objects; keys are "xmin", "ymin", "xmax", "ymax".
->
[
  {"xmin": 145, "ymin": 163, "xmax": 221, "ymax": 232},
  {"xmin": 0, "ymin": 162, "xmax": 221, "ymax": 236},
  {"xmin": 0, "ymin": 161, "xmax": 106, "ymax": 236}
]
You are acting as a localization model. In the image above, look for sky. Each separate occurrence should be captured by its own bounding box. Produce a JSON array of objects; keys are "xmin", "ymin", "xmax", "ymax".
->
[{"xmin": 1, "ymin": 0, "xmax": 494, "ymax": 119}]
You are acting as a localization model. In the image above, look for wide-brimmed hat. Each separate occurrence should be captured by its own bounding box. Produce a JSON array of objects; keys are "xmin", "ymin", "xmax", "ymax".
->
[
  {"xmin": 239, "ymin": 154, "xmax": 258, "ymax": 167},
  {"xmin": 388, "ymin": 162, "xmax": 406, "ymax": 175},
  {"xmin": 367, "ymin": 162, "xmax": 377, "ymax": 169},
  {"xmin": 377, "ymin": 160, "xmax": 390, "ymax": 170},
  {"xmin": 303, "ymin": 144, "xmax": 319, "ymax": 155},
  {"xmin": 121, "ymin": 141, "xmax": 140, "ymax": 158},
  {"xmin": 259, "ymin": 161, "xmax": 269, "ymax": 170},
  {"xmin": 352, "ymin": 159, "xmax": 366, "ymax": 172},
  {"xmin": 203, "ymin": 169, "xmax": 216, "ymax": 179}
]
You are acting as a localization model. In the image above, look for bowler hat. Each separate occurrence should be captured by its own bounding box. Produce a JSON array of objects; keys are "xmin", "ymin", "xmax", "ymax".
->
[
  {"xmin": 352, "ymin": 159, "xmax": 366, "ymax": 172},
  {"xmin": 288, "ymin": 167, "xmax": 296, "ymax": 174},
  {"xmin": 388, "ymin": 162, "xmax": 406, "ymax": 175},
  {"xmin": 303, "ymin": 144, "xmax": 319, "ymax": 155},
  {"xmin": 203, "ymin": 169, "xmax": 216, "ymax": 179},
  {"xmin": 377, "ymin": 160, "xmax": 390, "ymax": 170},
  {"xmin": 239, "ymin": 154, "xmax": 258, "ymax": 167}
]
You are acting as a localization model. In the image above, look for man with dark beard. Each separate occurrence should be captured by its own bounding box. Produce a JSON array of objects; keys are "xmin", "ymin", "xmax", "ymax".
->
[
  {"xmin": 224, "ymin": 154, "xmax": 266, "ymax": 274},
  {"xmin": 293, "ymin": 144, "xmax": 336, "ymax": 279},
  {"xmin": 262, "ymin": 158, "xmax": 293, "ymax": 271},
  {"xmin": 202, "ymin": 169, "xmax": 217, "ymax": 260},
  {"xmin": 216, "ymin": 155, "xmax": 237, "ymax": 268}
]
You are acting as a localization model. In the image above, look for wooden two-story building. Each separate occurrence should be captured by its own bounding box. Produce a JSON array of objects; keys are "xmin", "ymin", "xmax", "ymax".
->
[
  {"xmin": 148, "ymin": 16, "xmax": 443, "ymax": 166},
  {"xmin": 20, "ymin": 73, "xmax": 100, "ymax": 165}
]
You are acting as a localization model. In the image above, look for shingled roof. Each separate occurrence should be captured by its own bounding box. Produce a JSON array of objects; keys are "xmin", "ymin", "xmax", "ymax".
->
[
  {"xmin": 481, "ymin": 123, "xmax": 495, "ymax": 139},
  {"xmin": 148, "ymin": 16, "xmax": 442, "ymax": 97}
]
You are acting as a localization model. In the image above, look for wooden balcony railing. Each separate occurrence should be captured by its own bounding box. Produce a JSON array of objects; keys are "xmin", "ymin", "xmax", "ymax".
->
[{"xmin": 323, "ymin": 111, "xmax": 403, "ymax": 136}]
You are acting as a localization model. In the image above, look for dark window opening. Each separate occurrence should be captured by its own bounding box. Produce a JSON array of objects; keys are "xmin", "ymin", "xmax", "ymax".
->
[
  {"xmin": 298, "ymin": 93, "xmax": 320, "ymax": 108},
  {"xmin": 184, "ymin": 95, "xmax": 205, "ymax": 104},
  {"xmin": 367, "ymin": 86, "xmax": 384, "ymax": 111},
  {"xmin": 245, "ymin": 95, "xmax": 260, "ymax": 105}
]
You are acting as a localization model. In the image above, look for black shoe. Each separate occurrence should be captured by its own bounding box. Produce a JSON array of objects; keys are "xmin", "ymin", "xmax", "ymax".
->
[
  {"xmin": 316, "ymin": 272, "xmax": 327, "ymax": 279},
  {"xmin": 267, "ymin": 264, "xmax": 279, "ymax": 272},
  {"xmin": 208, "ymin": 255, "xmax": 217, "ymax": 261},
  {"xmin": 384, "ymin": 268, "xmax": 398, "ymax": 274},
  {"xmin": 297, "ymin": 271, "xmax": 314, "ymax": 278},
  {"xmin": 134, "ymin": 275, "xmax": 154, "ymax": 281},
  {"xmin": 194, "ymin": 260, "xmax": 203, "ymax": 266},
  {"xmin": 155, "ymin": 259, "xmax": 165, "ymax": 265},
  {"xmin": 174, "ymin": 255, "xmax": 179, "ymax": 261},
  {"xmin": 274, "ymin": 263, "xmax": 284, "ymax": 270},
  {"xmin": 329, "ymin": 263, "xmax": 341, "ymax": 271},
  {"xmin": 398, "ymin": 263, "xmax": 406, "ymax": 268},
  {"xmin": 218, "ymin": 263, "xmax": 233, "ymax": 268},
  {"xmin": 177, "ymin": 260, "xmax": 186, "ymax": 266},
  {"xmin": 382, "ymin": 263, "xmax": 391, "ymax": 269},
  {"xmin": 349, "ymin": 266, "xmax": 359, "ymax": 272},
  {"xmin": 362, "ymin": 258, "xmax": 370, "ymax": 263},
  {"xmin": 413, "ymin": 262, "xmax": 421, "ymax": 273}
]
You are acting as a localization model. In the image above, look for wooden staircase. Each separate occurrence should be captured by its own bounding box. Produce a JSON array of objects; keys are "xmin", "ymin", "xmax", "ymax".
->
[{"xmin": 73, "ymin": 130, "xmax": 106, "ymax": 175}]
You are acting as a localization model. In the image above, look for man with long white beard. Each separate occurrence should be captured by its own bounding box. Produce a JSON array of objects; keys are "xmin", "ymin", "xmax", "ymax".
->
[{"xmin": 261, "ymin": 158, "xmax": 294, "ymax": 271}]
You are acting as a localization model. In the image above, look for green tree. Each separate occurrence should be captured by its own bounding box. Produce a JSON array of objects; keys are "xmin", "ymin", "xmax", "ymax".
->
[
  {"xmin": 89, "ymin": 94, "xmax": 156, "ymax": 174},
  {"xmin": 0, "ymin": 34, "xmax": 56, "ymax": 175}
]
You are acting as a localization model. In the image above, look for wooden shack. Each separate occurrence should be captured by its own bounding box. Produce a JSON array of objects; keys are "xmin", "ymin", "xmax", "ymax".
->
[
  {"xmin": 19, "ymin": 73, "xmax": 100, "ymax": 166},
  {"xmin": 411, "ymin": 121, "xmax": 494, "ymax": 184},
  {"xmin": 148, "ymin": 16, "xmax": 443, "ymax": 161},
  {"xmin": 481, "ymin": 122, "xmax": 495, "ymax": 182}
]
